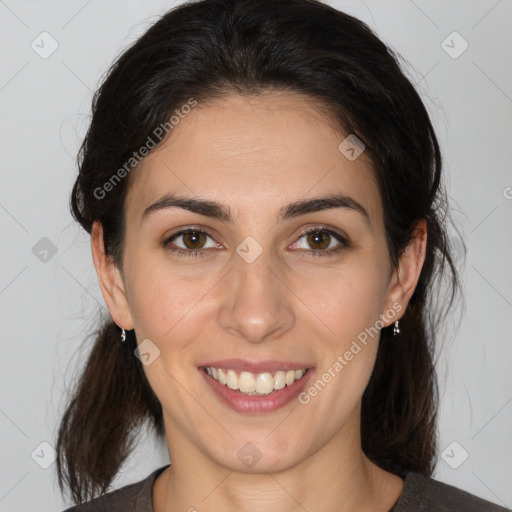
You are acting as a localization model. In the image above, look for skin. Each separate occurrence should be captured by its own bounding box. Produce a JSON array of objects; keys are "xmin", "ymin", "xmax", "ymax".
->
[{"xmin": 91, "ymin": 91, "xmax": 427, "ymax": 512}]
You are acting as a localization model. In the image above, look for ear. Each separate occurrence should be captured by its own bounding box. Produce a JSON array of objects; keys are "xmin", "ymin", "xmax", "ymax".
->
[
  {"xmin": 91, "ymin": 221, "xmax": 134, "ymax": 330},
  {"xmin": 382, "ymin": 219, "xmax": 427, "ymax": 324}
]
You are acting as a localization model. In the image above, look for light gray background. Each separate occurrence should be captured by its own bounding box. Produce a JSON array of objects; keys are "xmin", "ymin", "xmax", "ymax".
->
[{"xmin": 1, "ymin": 1, "xmax": 511, "ymax": 510}]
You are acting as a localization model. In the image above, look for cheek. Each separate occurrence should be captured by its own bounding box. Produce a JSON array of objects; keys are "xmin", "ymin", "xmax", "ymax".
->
[
  {"xmin": 303, "ymin": 263, "xmax": 389, "ymax": 345},
  {"xmin": 124, "ymin": 253, "xmax": 173, "ymax": 333},
  {"xmin": 126, "ymin": 254, "xmax": 220, "ymax": 349},
  {"xmin": 297, "ymin": 270, "xmax": 385, "ymax": 431},
  {"xmin": 298, "ymin": 262, "xmax": 388, "ymax": 402}
]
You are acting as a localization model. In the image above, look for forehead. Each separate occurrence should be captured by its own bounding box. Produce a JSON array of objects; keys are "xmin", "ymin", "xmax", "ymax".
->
[{"xmin": 124, "ymin": 91, "xmax": 382, "ymax": 227}]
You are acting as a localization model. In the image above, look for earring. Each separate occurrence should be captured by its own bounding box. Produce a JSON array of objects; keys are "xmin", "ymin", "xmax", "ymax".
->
[
  {"xmin": 120, "ymin": 328, "xmax": 126, "ymax": 343},
  {"xmin": 393, "ymin": 320, "xmax": 400, "ymax": 336}
]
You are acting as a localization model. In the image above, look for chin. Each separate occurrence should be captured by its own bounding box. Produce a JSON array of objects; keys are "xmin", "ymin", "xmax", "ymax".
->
[{"xmin": 210, "ymin": 435, "xmax": 309, "ymax": 474}]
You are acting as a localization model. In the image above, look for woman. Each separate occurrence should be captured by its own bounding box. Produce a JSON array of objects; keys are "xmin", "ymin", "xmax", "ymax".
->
[{"xmin": 56, "ymin": 0, "xmax": 509, "ymax": 510}]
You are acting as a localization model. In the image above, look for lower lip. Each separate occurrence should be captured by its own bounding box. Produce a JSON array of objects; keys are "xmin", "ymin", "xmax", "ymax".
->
[{"xmin": 199, "ymin": 368, "xmax": 315, "ymax": 414}]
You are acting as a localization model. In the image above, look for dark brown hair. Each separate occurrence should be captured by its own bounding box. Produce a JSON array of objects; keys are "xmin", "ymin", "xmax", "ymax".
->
[{"xmin": 56, "ymin": 0, "xmax": 462, "ymax": 504}]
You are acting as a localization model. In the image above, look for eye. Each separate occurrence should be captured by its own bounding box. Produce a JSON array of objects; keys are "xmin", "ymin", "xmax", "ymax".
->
[
  {"xmin": 163, "ymin": 228, "xmax": 220, "ymax": 258},
  {"xmin": 162, "ymin": 225, "xmax": 349, "ymax": 259},
  {"xmin": 291, "ymin": 226, "xmax": 349, "ymax": 257}
]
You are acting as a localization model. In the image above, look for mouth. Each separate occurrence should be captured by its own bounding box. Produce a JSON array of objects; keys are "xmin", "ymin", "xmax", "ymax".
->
[
  {"xmin": 198, "ymin": 360, "xmax": 315, "ymax": 413},
  {"xmin": 201, "ymin": 366, "xmax": 310, "ymax": 395}
]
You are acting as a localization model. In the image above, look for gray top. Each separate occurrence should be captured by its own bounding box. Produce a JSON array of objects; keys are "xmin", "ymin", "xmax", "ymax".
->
[{"xmin": 62, "ymin": 464, "xmax": 510, "ymax": 511}]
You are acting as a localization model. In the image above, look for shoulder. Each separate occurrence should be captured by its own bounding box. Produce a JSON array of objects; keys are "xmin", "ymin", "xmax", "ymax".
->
[
  {"xmin": 394, "ymin": 471, "xmax": 510, "ymax": 512},
  {"xmin": 61, "ymin": 465, "xmax": 170, "ymax": 512}
]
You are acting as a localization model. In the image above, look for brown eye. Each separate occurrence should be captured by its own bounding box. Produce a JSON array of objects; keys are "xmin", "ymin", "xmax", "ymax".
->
[
  {"xmin": 292, "ymin": 227, "xmax": 349, "ymax": 258},
  {"xmin": 181, "ymin": 230, "xmax": 208, "ymax": 249},
  {"xmin": 163, "ymin": 228, "xmax": 219, "ymax": 257},
  {"xmin": 306, "ymin": 230, "xmax": 331, "ymax": 250}
]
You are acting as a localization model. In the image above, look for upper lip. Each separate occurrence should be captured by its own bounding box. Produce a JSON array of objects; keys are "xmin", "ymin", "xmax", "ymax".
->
[{"xmin": 199, "ymin": 359, "xmax": 314, "ymax": 374}]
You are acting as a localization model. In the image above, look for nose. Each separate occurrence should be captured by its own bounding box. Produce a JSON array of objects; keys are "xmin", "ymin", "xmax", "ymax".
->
[{"xmin": 218, "ymin": 243, "xmax": 295, "ymax": 344}]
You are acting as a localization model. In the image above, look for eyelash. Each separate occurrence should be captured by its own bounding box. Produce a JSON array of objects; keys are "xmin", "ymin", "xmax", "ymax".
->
[{"xmin": 162, "ymin": 226, "xmax": 349, "ymax": 259}]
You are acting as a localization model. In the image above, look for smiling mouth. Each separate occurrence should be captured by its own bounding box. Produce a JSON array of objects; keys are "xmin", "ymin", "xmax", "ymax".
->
[{"xmin": 201, "ymin": 366, "xmax": 310, "ymax": 396}]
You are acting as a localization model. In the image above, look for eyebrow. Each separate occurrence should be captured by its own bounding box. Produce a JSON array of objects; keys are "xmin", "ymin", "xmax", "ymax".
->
[{"xmin": 141, "ymin": 193, "xmax": 371, "ymax": 226}]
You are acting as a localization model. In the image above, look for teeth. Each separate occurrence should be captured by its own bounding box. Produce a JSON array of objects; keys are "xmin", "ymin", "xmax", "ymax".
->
[
  {"xmin": 226, "ymin": 369, "xmax": 238, "ymax": 390},
  {"xmin": 274, "ymin": 370, "xmax": 286, "ymax": 390},
  {"xmin": 255, "ymin": 373, "xmax": 274, "ymax": 394},
  {"xmin": 204, "ymin": 366, "xmax": 308, "ymax": 395},
  {"xmin": 239, "ymin": 371, "xmax": 256, "ymax": 393}
]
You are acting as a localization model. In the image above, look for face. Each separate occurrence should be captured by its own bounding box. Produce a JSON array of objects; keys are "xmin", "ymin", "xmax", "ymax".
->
[{"xmin": 93, "ymin": 91, "xmax": 423, "ymax": 474}]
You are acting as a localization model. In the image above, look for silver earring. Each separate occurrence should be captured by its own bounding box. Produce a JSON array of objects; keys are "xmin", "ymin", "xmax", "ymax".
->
[
  {"xmin": 393, "ymin": 320, "xmax": 400, "ymax": 336},
  {"xmin": 120, "ymin": 328, "xmax": 126, "ymax": 343}
]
